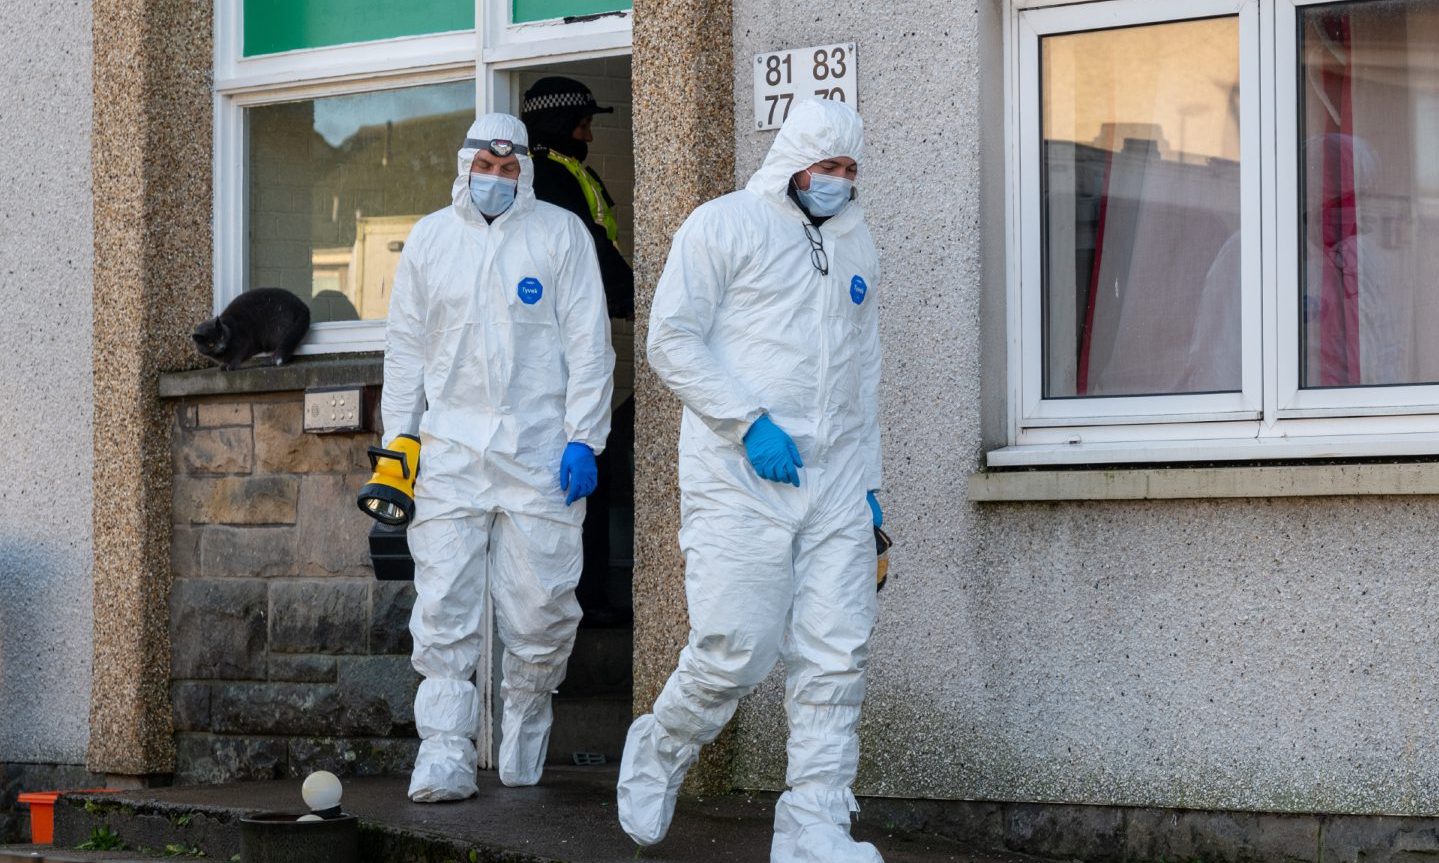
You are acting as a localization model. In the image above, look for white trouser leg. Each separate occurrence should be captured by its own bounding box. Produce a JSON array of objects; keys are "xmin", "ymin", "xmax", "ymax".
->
[
  {"xmin": 772, "ymin": 490, "xmax": 881, "ymax": 863},
  {"xmin": 618, "ymin": 499, "xmax": 796, "ymax": 845},
  {"xmin": 408, "ymin": 514, "xmax": 492, "ymax": 802},
  {"xmin": 490, "ymin": 508, "xmax": 584, "ymax": 787}
]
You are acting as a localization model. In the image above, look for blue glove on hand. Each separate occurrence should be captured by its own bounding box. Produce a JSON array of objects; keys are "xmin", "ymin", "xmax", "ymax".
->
[
  {"xmin": 560, "ymin": 442, "xmax": 598, "ymax": 506},
  {"xmin": 743, "ymin": 414, "xmax": 803, "ymax": 487},
  {"xmin": 867, "ymin": 490, "xmax": 882, "ymax": 527}
]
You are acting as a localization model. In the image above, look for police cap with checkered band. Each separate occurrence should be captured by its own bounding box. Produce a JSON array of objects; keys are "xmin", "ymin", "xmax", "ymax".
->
[{"xmin": 522, "ymin": 77, "xmax": 615, "ymax": 118}]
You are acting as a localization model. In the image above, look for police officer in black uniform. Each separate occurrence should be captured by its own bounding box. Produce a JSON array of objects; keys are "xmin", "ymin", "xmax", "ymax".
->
[
  {"xmin": 522, "ymin": 76, "xmax": 634, "ymax": 626},
  {"xmin": 522, "ymin": 76, "xmax": 634, "ymax": 317}
]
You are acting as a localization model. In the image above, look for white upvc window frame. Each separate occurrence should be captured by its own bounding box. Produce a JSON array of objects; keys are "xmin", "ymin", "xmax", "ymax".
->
[
  {"xmin": 1014, "ymin": 0, "xmax": 1263, "ymax": 430},
  {"xmin": 994, "ymin": 0, "xmax": 1439, "ymax": 467},
  {"xmin": 212, "ymin": 0, "xmax": 631, "ymax": 355},
  {"xmin": 480, "ymin": 2, "xmax": 632, "ymax": 114},
  {"xmin": 1272, "ymin": 0, "xmax": 1439, "ymax": 419},
  {"xmin": 483, "ymin": 2, "xmax": 631, "ymax": 68}
]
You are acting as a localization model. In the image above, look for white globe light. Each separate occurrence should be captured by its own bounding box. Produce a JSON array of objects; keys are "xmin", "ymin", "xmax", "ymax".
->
[
  {"xmin": 296, "ymin": 814, "xmax": 323, "ymax": 822},
  {"xmin": 301, "ymin": 770, "xmax": 343, "ymax": 812}
]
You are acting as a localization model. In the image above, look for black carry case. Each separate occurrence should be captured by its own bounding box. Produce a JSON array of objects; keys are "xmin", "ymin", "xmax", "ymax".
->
[{"xmin": 368, "ymin": 521, "xmax": 414, "ymax": 581}]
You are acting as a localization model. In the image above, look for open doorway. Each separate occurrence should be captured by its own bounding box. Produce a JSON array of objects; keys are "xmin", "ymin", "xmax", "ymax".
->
[{"xmin": 492, "ymin": 55, "xmax": 636, "ymax": 768}]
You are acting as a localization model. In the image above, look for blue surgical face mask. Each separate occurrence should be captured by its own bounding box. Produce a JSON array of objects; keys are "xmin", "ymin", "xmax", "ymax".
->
[
  {"xmin": 469, "ymin": 172, "xmax": 518, "ymax": 217},
  {"xmin": 796, "ymin": 171, "xmax": 854, "ymax": 217}
]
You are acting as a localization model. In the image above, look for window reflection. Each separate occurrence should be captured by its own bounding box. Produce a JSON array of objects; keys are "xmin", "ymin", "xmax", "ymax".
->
[
  {"xmin": 1041, "ymin": 17, "xmax": 1241, "ymax": 399},
  {"xmin": 247, "ymin": 80, "xmax": 474, "ymax": 324},
  {"xmin": 1299, "ymin": 0, "xmax": 1437, "ymax": 389}
]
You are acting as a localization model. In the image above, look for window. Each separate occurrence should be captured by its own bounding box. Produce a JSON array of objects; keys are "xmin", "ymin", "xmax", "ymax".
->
[
  {"xmin": 213, "ymin": 0, "xmax": 631, "ymax": 354},
  {"xmin": 247, "ymin": 82, "xmax": 475, "ymax": 325},
  {"xmin": 998, "ymin": 0, "xmax": 1439, "ymax": 465}
]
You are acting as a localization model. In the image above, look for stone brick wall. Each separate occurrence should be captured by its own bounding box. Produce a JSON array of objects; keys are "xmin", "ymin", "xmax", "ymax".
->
[{"xmin": 167, "ymin": 390, "xmax": 420, "ymax": 783}]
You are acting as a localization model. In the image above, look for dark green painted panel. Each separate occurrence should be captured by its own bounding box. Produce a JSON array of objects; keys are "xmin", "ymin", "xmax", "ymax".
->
[
  {"xmin": 512, "ymin": 0, "xmax": 631, "ymax": 24},
  {"xmin": 244, "ymin": 0, "xmax": 474, "ymax": 56}
]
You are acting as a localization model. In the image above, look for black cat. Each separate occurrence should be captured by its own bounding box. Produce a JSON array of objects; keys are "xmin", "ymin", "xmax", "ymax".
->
[{"xmin": 193, "ymin": 288, "xmax": 311, "ymax": 371}]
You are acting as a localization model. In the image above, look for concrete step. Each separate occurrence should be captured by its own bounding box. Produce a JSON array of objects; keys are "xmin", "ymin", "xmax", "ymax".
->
[{"xmin": 50, "ymin": 796, "xmax": 242, "ymax": 862}]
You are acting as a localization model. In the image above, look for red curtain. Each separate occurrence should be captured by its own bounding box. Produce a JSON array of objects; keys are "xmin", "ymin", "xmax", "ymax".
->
[
  {"xmin": 1316, "ymin": 13, "xmax": 1360, "ymax": 386},
  {"xmin": 1076, "ymin": 150, "xmax": 1114, "ymax": 396}
]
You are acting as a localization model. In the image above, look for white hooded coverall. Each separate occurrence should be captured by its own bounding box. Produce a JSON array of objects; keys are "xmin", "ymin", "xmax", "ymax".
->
[
  {"xmin": 617, "ymin": 98, "xmax": 883, "ymax": 863},
  {"xmin": 382, "ymin": 114, "xmax": 614, "ymax": 802}
]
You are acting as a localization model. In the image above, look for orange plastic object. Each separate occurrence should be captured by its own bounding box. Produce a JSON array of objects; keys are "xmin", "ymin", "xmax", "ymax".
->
[
  {"xmin": 17, "ymin": 792, "xmax": 60, "ymax": 844},
  {"xmin": 18, "ymin": 789, "xmax": 113, "ymax": 844}
]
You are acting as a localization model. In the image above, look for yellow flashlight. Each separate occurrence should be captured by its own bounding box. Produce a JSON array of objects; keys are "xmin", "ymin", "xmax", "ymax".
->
[
  {"xmin": 357, "ymin": 434, "xmax": 420, "ymax": 526},
  {"xmin": 875, "ymin": 526, "xmax": 892, "ymax": 592}
]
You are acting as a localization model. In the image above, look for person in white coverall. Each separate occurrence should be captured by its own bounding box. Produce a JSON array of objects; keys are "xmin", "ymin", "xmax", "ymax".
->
[
  {"xmin": 618, "ymin": 98, "xmax": 884, "ymax": 862},
  {"xmin": 382, "ymin": 113, "xmax": 615, "ymax": 802}
]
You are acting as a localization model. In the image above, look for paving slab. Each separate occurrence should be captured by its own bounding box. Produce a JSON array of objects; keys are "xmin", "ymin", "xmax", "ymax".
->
[{"xmin": 44, "ymin": 767, "xmax": 1047, "ymax": 863}]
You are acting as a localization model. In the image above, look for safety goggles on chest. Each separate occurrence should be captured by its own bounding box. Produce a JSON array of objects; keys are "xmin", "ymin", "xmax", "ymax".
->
[
  {"xmin": 802, "ymin": 222, "xmax": 829, "ymax": 276},
  {"xmin": 466, "ymin": 138, "xmax": 530, "ymax": 157}
]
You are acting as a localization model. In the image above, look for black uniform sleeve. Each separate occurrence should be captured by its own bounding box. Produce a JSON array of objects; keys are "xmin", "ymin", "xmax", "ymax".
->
[{"xmin": 533, "ymin": 156, "xmax": 635, "ymax": 319}]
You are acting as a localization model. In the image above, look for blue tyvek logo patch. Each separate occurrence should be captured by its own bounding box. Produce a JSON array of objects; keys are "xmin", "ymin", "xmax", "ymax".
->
[
  {"xmin": 850, "ymin": 275, "xmax": 867, "ymax": 305},
  {"xmin": 518, "ymin": 277, "xmax": 543, "ymax": 305}
]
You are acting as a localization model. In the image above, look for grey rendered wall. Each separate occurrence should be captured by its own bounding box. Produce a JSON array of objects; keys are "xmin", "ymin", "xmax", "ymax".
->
[
  {"xmin": 728, "ymin": 0, "xmax": 1439, "ymax": 815},
  {"xmin": 0, "ymin": 4, "xmax": 95, "ymax": 764}
]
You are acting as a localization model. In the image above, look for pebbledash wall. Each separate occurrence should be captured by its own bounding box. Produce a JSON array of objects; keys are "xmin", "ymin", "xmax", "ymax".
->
[
  {"xmin": 0, "ymin": 0, "xmax": 104, "ymax": 840},
  {"xmin": 725, "ymin": 0, "xmax": 1439, "ymax": 821}
]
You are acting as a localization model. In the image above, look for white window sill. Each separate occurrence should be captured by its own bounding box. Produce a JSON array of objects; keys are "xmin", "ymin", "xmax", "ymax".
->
[
  {"xmin": 294, "ymin": 322, "xmax": 386, "ymax": 356},
  {"xmin": 969, "ymin": 460, "xmax": 1439, "ymax": 502},
  {"xmin": 988, "ymin": 430, "xmax": 1439, "ymax": 468}
]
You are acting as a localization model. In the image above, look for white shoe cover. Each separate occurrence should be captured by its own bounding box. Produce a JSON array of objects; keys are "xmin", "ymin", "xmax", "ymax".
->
[
  {"xmin": 408, "ymin": 734, "xmax": 479, "ymax": 803},
  {"xmin": 616, "ymin": 715, "xmax": 700, "ymax": 846},
  {"xmin": 771, "ymin": 786, "xmax": 883, "ymax": 863},
  {"xmin": 498, "ymin": 687, "xmax": 553, "ymax": 787}
]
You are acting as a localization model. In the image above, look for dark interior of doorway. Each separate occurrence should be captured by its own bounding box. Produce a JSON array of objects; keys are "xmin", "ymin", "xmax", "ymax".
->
[{"xmin": 515, "ymin": 55, "xmax": 635, "ymax": 767}]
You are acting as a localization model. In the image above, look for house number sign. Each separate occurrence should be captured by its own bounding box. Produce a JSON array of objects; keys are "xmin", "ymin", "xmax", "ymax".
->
[{"xmin": 752, "ymin": 42, "xmax": 857, "ymax": 131}]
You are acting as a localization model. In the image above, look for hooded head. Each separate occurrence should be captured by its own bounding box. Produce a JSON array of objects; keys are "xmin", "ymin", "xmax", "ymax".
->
[
  {"xmin": 746, "ymin": 98, "xmax": 864, "ymax": 205},
  {"xmin": 453, "ymin": 113, "xmax": 535, "ymax": 223}
]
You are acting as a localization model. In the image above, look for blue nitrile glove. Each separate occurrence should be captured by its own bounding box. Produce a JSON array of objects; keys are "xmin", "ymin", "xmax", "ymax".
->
[
  {"xmin": 867, "ymin": 490, "xmax": 882, "ymax": 527},
  {"xmin": 560, "ymin": 442, "xmax": 598, "ymax": 506},
  {"xmin": 743, "ymin": 414, "xmax": 803, "ymax": 487}
]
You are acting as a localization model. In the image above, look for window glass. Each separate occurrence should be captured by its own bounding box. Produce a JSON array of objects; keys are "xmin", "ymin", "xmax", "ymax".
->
[
  {"xmin": 243, "ymin": 0, "xmax": 473, "ymax": 57},
  {"xmin": 247, "ymin": 80, "xmax": 474, "ymax": 324},
  {"xmin": 1299, "ymin": 0, "xmax": 1438, "ymax": 388},
  {"xmin": 1040, "ymin": 17, "xmax": 1241, "ymax": 398}
]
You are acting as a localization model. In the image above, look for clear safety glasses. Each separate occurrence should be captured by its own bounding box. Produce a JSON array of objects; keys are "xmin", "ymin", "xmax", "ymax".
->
[{"xmin": 802, "ymin": 222, "xmax": 829, "ymax": 276}]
